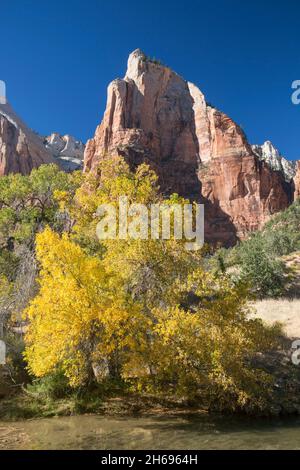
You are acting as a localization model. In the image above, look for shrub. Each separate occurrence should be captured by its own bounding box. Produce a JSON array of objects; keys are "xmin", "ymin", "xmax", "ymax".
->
[
  {"xmin": 26, "ymin": 371, "xmax": 72, "ymax": 400},
  {"xmin": 238, "ymin": 237, "xmax": 285, "ymax": 298}
]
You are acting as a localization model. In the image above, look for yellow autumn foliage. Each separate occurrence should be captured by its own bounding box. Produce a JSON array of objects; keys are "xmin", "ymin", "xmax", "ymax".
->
[
  {"xmin": 23, "ymin": 155, "xmax": 282, "ymax": 411},
  {"xmin": 24, "ymin": 228, "xmax": 147, "ymax": 387}
]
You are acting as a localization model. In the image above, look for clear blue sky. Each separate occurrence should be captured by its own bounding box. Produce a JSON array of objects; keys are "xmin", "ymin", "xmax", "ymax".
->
[{"xmin": 1, "ymin": 0, "xmax": 300, "ymax": 160}]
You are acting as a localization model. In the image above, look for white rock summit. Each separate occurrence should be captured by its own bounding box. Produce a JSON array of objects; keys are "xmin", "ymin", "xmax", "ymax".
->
[
  {"xmin": 44, "ymin": 133, "xmax": 85, "ymax": 171},
  {"xmin": 252, "ymin": 141, "xmax": 296, "ymax": 182}
]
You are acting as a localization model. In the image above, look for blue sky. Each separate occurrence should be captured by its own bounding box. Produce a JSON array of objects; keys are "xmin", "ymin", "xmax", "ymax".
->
[{"xmin": 1, "ymin": 0, "xmax": 300, "ymax": 160}]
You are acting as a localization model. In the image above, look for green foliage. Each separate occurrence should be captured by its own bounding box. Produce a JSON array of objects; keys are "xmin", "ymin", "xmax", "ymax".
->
[
  {"xmin": 0, "ymin": 164, "xmax": 82, "ymax": 247},
  {"xmin": 0, "ymin": 164, "xmax": 83, "ymax": 314},
  {"xmin": 238, "ymin": 236, "xmax": 285, "ymax": 297},
  {"xmin": 211, "ymin": 199, "xmax": 300, "ymax": 298},
  {"xmin": 0, "ymin": 250, "xmax": 19, "ymax": 280},
  {"xmin": 4, "ymin": 335, "xmax": 30, "ymax": 386},
  {"xmin": 27, "ymin": 371, "xmax": 72, "ymax": 400},
  {"xmin": 140, "ymin": 53, "xmax": 166, "ymax": 66},
  {"xmin": 262, "ymin": 199, "xmax": 300, "ymax": 254},
  {"xmin": 0, "ymin": 165, "xmax": 83, "ymax": 392}
]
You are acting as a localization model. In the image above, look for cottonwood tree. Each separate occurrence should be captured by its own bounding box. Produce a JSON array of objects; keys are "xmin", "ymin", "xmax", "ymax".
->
[{"xmin": 24, "ymin": 156, "xmax": 282, "ymax": 412}]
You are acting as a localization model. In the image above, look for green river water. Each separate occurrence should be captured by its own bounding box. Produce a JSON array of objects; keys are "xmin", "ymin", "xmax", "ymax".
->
[{"xmin": 1, "ymin": 414, "xmax": 300, "ymax": 449}]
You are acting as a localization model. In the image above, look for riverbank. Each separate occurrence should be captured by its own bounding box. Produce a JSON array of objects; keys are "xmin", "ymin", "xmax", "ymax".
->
[
  {"xmin": 1, "ymin": 327, "xmax": 300, "ymax": 422},
  {"xmin": 1, "ymin": 350, "xmax": 300, "ymax": 422},
  {"xmin": 0, "ymin": 389, "xmax": 211, "ymax": 422}
]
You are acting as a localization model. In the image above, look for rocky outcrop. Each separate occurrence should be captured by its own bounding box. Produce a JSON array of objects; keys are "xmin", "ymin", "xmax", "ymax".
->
[
  {"xmin": 0, "ymin": 100, "xmax": 85, "ymax": 175},
  {"xmin": 84, "ymin": 49, "xmax": 293, "ymax": 245},
  {"xmin": 0, "ymin": 102, "xmax": 55, "ymax": 175},
  {"xmin": 199, "ymin": 153, "xmax": 291, "ymax": 244},
  {"xmin": 252, "ymin": 141, "xmax": 296, "ymax": 182},
  {"xmin": 251, "ymin": 137, "xmax": 300, "ymax": 212},
  {"xmin": 195, "ymin": 112, "xmax": 292, "ymax": 243},
  {"xmin": 44, "ymin": 133, "xmax": 85, "ymax": 171},
  {"xmin": 294, "ymin": 161, "xmax": 300, "ymax": 200}
]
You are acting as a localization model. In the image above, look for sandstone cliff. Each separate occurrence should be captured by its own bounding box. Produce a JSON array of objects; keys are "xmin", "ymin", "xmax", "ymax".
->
[
  {"xmin": 84, "ymin": 49, "xmax": 293, "ymax": 245},
  {"xmin": 294, "ymin": 161, "xmax": 300, "ymax": 200},
  {"xmin": 0, "ymin": 102, "xmax": 55, "ymax": 175},
  {"xmin": 0, "ymin": 101, "xmax": 85, "ymax": 175}
]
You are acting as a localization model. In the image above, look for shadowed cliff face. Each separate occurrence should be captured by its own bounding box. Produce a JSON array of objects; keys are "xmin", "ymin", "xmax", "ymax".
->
[{"xmin": 84, "ymin": 49, "xmax": 293, "ymax": 245}]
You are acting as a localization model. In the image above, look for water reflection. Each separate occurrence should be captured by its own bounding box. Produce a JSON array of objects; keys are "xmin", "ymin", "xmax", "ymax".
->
[{"xmin": 1, "ymin": 414, "xmax": 300, "ymax": 450}]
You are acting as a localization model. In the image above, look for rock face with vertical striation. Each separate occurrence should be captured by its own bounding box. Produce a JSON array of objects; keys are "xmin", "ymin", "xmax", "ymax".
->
[
  {"xmin": 0, "ymin": 100, "xmax": 85, "ymax": 175},
  {"xmin": 84, "ymin": 49, "xmax": 294, "ymax": 245},
  {"xmin": 84, "ymin": 49, "xmax": 204, "ymax": 198},
  {"xmin": 0, "ymin": 101, "xmax": 55, "ymax": 175},
  {"xmin": 294, "ymin": 161, "xmax": 300, "ymax": 200}
]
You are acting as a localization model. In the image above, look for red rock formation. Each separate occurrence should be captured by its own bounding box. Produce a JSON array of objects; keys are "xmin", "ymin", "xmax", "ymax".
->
[
  {"xmin": 294, "ymin": 161, "xmax": 300, "ymax": 200},
  {"xmin": 200, "ymin": 153, "xmax": 291, "ymax": 245},
  {"xmin": 0, "ymin": 102, "xmax": 55, "ymax": 175},
  {"xmin": 84, "ymin": 50, "xmax": 202, "ymax": 198},
  {"xmin": 84, "ymin": 49, "xmax": 292, "ymax": 245}
]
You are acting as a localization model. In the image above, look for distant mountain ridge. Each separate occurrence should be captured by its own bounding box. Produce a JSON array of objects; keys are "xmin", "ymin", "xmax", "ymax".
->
[
  {"xmin": 0, "ymin": 101, "xmax": 55, "ymax": 174},
  {"xmin": 0, "ymin": 101, "xmax": 84, "ymax": 175}
]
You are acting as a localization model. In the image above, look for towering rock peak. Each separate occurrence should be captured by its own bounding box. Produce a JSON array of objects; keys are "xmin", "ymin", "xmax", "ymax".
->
[
  {"xmin": 125, "ymin": 48, "xmax": 178, "ymax": 84},
  {"xmin": 252, "ymin": 141, "xmax": 296, "ymax": 182},
  {"xmin": 84, "ymin": 49, "xmax": 202, "ymax": 193},
  {"xmin": 84, "ymin": 50, "xmax": 293, "ymax": 245},
  {"xmin": 124, "ymin": 48, "xmax": 146, "ymax": 82},
  {"xmin": 84, "ymin": 49, "xmax": 255, "ymax": 175},
  {"xmin": 44, "ymin": 133, "xmax": 85, "ymax": 171},
  {"xmin": 0, "ymin": 101, "xmax": 55, "ymax": 175}
]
